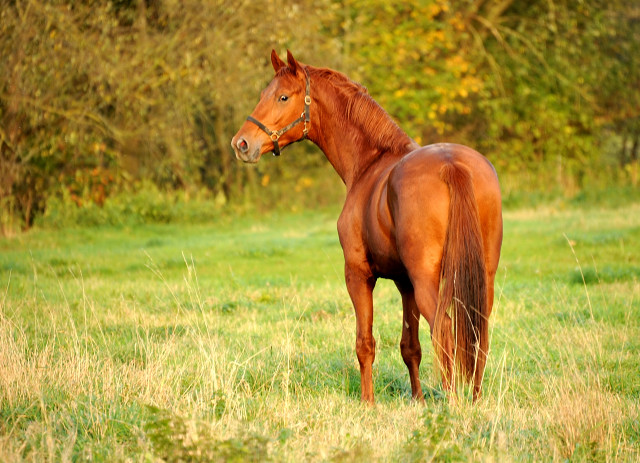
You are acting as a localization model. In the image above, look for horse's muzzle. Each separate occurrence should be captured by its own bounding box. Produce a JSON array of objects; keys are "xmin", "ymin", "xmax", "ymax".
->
[{"xmin": 231, "ymin": 135, "xmax": 261, "ymax": 163}]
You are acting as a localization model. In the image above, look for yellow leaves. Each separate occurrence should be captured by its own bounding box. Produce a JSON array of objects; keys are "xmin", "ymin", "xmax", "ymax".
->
[
  {"xmin": 294, "ymin": 177, "xmax": 313, "ymax": 192},
  {"xmin": 428, "ymin": 3, "xmax": 442, "ymax": 19},
  {"xmin": 461, "ymin": 75, "xmax": 482, "ymax": 93},
  {"xmin": 449, "ymin": 12, "xmax": 466, "ymax": 32},
  {"xmin": 261, "ymin": 174, "xmax": 270, "ymax": 187},
  {"xmin": 445, "ymin": 55, "xmax": 469, "ymax": 77},
  {"xmin": 427, "ymin": 0, "xmax": 449, "ymax": 18},
  {"xmin": 425, "ymin": 30, "xmax": 446, "ymax": 45},
  {"xmin": 92, "ymin": 142, "xmax": 106, "ymax": 154}
]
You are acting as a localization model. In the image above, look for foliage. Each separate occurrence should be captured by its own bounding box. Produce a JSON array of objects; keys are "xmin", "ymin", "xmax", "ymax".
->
[
  {"xmin": 468, "ymin": 0, "xmax": 640, "ymax": 189},
  {"xmin": 339, "ymin": 0, "xmax": 484, "ymax": 142},
  {"xmin": 342, "ymin": 0, "xmax": 640, "ymax": 191},
  {"xmin": 36, "ymin": 181, "xmax": 220, "ymax": 228},
  {"xmin": 36, "ymin": 159, "xmax": 345, "ymax": 229},
  {"xmin": 0, "ymin": 0, "xmax": 338, "ymax": 231},
  {"xmin": 144, "ymin": 406, "xmax": 272, "ymax": 462},
  {"xmin": 1, "ymin": 0, "xmax": 639, "ymax": 231},
  {"xmin": 1, "ymin": 205, "xmax": 639, "ymax": 460}
]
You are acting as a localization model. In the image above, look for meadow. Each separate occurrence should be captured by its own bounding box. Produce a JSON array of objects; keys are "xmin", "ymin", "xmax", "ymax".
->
[{"xmin": 1, "ymin": 203, "xmax": 639, "ymax": 461}]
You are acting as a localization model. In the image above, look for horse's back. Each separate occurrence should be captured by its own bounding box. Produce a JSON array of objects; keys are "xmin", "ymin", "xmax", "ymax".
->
[{"xmin": 399, "ymin": 143, "xmax": 499, "ymax": 187}]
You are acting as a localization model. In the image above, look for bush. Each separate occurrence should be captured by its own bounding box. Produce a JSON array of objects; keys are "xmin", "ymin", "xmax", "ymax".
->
[{"xmin": 36, "ymin": 182, "xmax": 223, "ymax": 229}]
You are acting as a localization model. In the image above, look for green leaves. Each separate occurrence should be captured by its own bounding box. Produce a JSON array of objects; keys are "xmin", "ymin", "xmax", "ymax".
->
[
  {"xmin": 344, "ymin": 0, "xmax": 482, "ymax": 142},
  {"xmin": 342, "ymin": 0, "xmax": 639, "ymax": 190},
  {"xmin": 1, "ymin": 0, "xmax": 638, "ymax": 231}
]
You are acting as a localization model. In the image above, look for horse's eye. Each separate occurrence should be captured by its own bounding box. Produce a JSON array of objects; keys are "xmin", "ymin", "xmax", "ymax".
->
[{"xmin": 279, "ymin": 95, "xmax": 289, "ymax": 102}]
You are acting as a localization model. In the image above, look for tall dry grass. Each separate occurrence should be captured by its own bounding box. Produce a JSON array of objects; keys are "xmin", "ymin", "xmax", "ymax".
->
[{"xmin": 1, "ymin": 206, "xmax": 639, "ymax": 461}]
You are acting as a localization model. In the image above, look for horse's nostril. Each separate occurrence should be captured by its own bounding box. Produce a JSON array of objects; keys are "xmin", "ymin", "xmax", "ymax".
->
[{"xmin": 237, "ymin": 138, "xmax": 249, "ymax": 153}]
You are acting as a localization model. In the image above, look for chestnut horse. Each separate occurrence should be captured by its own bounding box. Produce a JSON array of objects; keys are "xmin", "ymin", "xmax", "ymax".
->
[{"xmin": 231, "ymin": 50, "xmax": 503, "ymax": 403}]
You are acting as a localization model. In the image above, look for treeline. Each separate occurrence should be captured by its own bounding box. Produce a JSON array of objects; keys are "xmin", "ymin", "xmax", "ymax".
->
[{"xmin": 1, "ymin": 0, "xmax": 638, "ymax": 231}]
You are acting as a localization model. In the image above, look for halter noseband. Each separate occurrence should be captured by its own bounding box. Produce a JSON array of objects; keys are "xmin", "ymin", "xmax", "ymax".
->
[{"xmin": 246, "ymin": 69, "xmax": 311, "ymax": 156}]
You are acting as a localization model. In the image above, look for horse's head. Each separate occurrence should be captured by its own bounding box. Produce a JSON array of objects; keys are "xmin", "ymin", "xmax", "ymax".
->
[{"xmin": 231, "ymin": 50, "xmax": 311, "ymax": 163}]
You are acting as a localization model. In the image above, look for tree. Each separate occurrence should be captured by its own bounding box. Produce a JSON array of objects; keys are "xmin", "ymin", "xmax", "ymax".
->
[
  {"xmin": 339, "ymin": 0, "xmax": 483, "ymax": 143},
  {"xmin": 0, "ymin": 0, "xmax": 338, "ymax": 230},
  {"xmin": 1, "ymin": 0, "xmax": 638, "ymax": 231},
  {"xmin": 337, "ymin": 0, "xmax": 640, "ymax": 190}
]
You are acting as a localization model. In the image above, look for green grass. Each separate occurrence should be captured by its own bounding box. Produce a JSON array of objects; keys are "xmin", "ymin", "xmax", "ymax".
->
[{"xmin": 1, "ymin": 204, "xmax": 639, "ymax": 461}]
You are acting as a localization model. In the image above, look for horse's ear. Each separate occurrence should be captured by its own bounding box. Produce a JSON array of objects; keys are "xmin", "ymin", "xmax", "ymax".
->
[
  {"xmin": 271, "ymin": 49, "xmax": 286, "ymax": 73},
  {"xmin": 286, "ymin": 50, "xmax": 303, "ymax": 75}
]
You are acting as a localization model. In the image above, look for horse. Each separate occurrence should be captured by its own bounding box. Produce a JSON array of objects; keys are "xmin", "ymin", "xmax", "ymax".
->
[{"xmin": 231, "ymin": 50, "xmax": 503, "ymax": 404}]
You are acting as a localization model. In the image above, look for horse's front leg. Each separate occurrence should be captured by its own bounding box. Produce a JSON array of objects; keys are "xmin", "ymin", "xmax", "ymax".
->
[{"xmin": 345, "ymin": 265, "xmax": 377, "ymax": 404}]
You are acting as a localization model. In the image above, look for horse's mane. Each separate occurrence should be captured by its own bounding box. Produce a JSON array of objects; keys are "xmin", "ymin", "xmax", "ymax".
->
[{"xmin": 306, "ymin": 66, "xmax": 415, "ymax": 156}]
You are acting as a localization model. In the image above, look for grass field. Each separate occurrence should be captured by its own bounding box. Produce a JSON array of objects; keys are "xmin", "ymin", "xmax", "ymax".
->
[{"xmin": 1, "ymin": 203, "xmax": 639, "ymax": 461}]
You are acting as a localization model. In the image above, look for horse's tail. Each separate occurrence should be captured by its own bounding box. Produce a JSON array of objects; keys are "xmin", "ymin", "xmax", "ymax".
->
[{"xmin": 434, "ymin": 162, "xmax": 488, "ymax": 386}]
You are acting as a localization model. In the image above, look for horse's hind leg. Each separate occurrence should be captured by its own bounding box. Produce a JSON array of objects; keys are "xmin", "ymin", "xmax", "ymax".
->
[
  {"xmin": 410, "ymin": 274, "xmax": 455, "ymax": 396},
  {"xmin": 473, "ymin": 343, "xmax": 487, "ymax": 402},
  {"xmin": 395, "ymin": 280, "xmax": 424, "ymax": 401},
  {"xmin": 395, "ymin": 247, "xmax": 455, "ymax": 395},
  {"xmin": 473, "ymin": 266, "xmax": 498, "ymax": 401},
  {"xmin": 474, "ymin": 218, "xmax": 502, "ymax": 401}
]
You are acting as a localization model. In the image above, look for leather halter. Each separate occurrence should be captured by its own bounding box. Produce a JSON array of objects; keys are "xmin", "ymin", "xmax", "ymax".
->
[{"xmin": 246, "ymin": 70, "xmax": 311, "ymax": 156}]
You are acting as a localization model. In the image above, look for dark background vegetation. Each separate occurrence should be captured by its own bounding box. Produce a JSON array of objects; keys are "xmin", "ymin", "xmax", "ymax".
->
[{"xmin": 1, "ymin": 0, "xmax": 639, "ymax": 233}]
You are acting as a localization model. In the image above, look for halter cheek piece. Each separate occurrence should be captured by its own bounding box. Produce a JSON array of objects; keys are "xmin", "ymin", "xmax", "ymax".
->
[{"xmin": 246, "ymin": 70, "xmax": 311, "ymax": 156}]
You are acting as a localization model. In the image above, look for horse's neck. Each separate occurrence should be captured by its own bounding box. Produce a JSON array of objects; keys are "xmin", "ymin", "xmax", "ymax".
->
[
  {"xmin": 307, "ymin": 72, "xmax": 414, "ymax": 189},
  {"xmin": 309, "ymin": 119, "xmax": 377, "ymax": 188}
]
